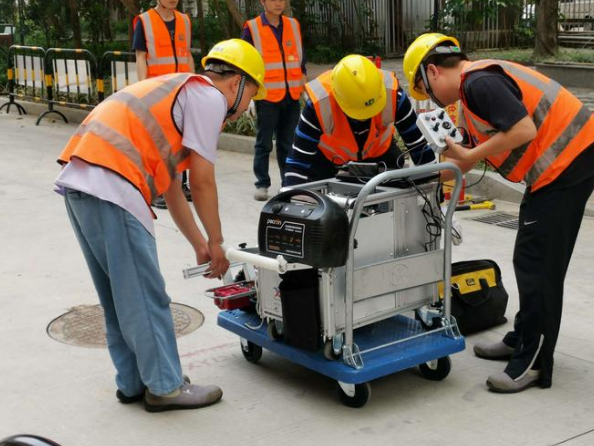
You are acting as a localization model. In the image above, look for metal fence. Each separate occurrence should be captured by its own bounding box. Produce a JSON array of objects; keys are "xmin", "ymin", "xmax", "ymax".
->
[{"xmin": 234, "ymin": 0, "xmax": 593, "ymax": 55}]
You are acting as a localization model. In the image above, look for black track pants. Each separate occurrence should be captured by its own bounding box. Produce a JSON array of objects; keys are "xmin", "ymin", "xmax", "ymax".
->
[{"xmin": 502, "ymin": 174, "xmax": 594, "ymax": 387}]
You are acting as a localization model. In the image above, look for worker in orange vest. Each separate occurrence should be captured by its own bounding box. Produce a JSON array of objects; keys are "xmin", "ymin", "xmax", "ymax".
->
[
  {"xmin": 55, "ymin": 39, "xmax": 266, "ymax": 412},
  {"xmin": 404, "ymin": 33, "xmax": 594, "ymax": 394},
  {"xmin": 133, "ymin": 0, "xmax": 195, "ymax": 208},
  {"xmin": 284, "ymin": 55, "xmax": 436, "ymax": 186},
  {"xmin": 241, "ymin": 0, "xmax": 306, "ymax": 201}
]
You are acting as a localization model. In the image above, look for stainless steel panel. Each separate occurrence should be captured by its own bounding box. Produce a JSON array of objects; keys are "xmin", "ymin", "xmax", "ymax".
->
[{"xmin": 353, "ymin": 250, "xmax": 444, "ymax": 300}]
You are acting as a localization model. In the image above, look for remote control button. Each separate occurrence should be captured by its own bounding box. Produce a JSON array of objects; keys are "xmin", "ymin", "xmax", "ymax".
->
[{"xmin": 442, "ymin": 121, "xmax": 451, "ymax": 130}]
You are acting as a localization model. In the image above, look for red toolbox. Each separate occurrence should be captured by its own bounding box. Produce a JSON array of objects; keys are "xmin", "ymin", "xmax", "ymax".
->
[{"xmin": 206, "ymin": 281, "xmax": 256, "ymax": 310}]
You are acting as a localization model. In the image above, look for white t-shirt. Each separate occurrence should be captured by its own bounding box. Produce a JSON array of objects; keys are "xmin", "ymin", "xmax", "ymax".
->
[{"xmin": 55, "ymin": 77, "xmax": 228, "ymax": 237}]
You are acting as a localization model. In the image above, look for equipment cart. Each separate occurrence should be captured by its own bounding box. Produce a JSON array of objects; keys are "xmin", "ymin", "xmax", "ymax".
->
[{"xmin": 184, "ymin": 163, "xmax": 465, "ymax": 407}]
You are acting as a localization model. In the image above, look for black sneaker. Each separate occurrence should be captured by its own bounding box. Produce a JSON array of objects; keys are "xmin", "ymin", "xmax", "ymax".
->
[{"xmin": 151, "ymin": 195, "xmax": 167, "ymax": 209}]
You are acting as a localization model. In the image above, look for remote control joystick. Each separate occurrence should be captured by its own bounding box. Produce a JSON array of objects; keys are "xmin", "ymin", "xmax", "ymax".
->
[{"xmin": 416, "ymin": 108, "xmax": 463, "ymax": 154}]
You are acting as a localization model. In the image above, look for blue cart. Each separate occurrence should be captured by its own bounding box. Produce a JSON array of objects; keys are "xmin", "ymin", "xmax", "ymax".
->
[{"xmin": 185, "ymin": 163, "xmax": 466, "ymax": 407}]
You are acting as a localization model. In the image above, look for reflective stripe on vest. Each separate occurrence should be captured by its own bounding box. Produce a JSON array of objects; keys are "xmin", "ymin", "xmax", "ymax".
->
[
  {"xmin": 461, "ymin": 60, "xmax": 594, "ymax": 191},
  {"xmin": 245, "ymin": 15, "xmax": 304, "ymax": 102},
  {"xmin": 306, "ymin": 70, "xmax": 398, "ymax": 164},
  {"xmin": 137, "ymin": 9, "xmax": 192, "ymax": 78},
  {"xmin": 59, "ymin": 73, "xmax": 213, "ymax": 206}
]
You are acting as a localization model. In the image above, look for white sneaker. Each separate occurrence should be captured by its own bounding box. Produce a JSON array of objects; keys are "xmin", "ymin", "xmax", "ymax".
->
[{"xmin": 254, "ymin": 187, "xmax": 269, "ymax": 201}]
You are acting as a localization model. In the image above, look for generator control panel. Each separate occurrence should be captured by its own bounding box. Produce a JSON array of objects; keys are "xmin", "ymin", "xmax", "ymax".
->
[
  {"xmin": 258, "ymin": 190, "xmax": 349, "ymax": 268},
  {"xmin": 416, "ymin": 108, "xmax": 463, "ymax": 154}
]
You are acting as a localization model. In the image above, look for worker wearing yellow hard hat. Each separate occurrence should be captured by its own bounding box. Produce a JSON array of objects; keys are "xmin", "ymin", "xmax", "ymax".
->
[
  {"xmin": 54, "ymin": 39, "xmax": 265, "ymax": 413},
  {"xmin": 403, "ymin": 33, "xmax": 594, "ymax": 394},
  {"xmin": 284, "ymin": 54, "xmax": 435, "ymax": 186}
]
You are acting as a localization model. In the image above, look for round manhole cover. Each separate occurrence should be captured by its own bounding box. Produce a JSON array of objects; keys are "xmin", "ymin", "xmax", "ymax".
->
[{"xmin": 47, "ymin": 303, "xmax": 204, "ymax": 348}]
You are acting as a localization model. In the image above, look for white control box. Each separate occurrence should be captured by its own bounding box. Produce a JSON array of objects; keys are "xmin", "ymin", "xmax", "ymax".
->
[{"xmin": 416, "ymin": 108, "xmax": 463, "ymax": 154}]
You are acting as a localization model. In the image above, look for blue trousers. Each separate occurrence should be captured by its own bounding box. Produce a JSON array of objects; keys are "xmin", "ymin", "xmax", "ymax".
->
[
  {"xmin": 64, "ymin": 189, "xmax": 183, "ymax": 396},
  {"xmin": 253, "ymin": 96, "xmax": 301, "ymax": 189}
]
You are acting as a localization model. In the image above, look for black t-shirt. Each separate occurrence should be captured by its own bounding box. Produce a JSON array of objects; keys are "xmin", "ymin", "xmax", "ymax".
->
[
  {"xmin": 463, "ymin": 67, "xmax": 594, "ymax": 191},
  {"xmin": 132, "ymin": 15, "xmax": 176, "ymax": 52}
]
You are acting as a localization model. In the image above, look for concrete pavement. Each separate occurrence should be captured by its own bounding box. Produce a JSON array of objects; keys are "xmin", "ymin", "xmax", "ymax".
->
[{"xmin": 1, "ymin": 106, "xmax": 594, "ymax": 445}]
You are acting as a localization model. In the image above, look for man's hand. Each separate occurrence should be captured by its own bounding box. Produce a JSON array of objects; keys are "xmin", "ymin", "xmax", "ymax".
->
[
  {"xmin": 195, "ymin": 241, "xmax": 211, "ymax": 266},
  {"xmin": 443, "ymin": 137, "xmax": 475, "ymax": 162},
  {"xmin": 205, "ymin": 241, "xmax": 230, "ymax": 279}
]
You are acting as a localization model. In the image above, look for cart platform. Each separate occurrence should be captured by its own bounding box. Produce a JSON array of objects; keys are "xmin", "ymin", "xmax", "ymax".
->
[{"xmin": 218, "ymin": 310, "xmax": 465, "ymax": 385}]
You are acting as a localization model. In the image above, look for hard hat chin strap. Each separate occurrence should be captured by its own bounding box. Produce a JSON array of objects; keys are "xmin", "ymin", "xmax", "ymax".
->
[
  {"xmin": 419, "ymin": 63, "xmax": 446, "ymax": 109},
  {"xmin": 226, "ymin": 75, "xmax": 247, "ymax": 119}
]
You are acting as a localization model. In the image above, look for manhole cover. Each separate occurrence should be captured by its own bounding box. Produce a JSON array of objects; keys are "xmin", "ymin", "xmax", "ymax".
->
[
  {"xmin": 47, "ymin": 303, "xmax": 204, "ymax": 348},
  {"xmin": 470, "ymin": 211, "xmax": 519, "ymax": 230}
]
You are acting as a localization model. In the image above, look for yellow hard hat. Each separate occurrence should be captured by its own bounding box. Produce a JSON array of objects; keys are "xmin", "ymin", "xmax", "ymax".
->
[
  {"xmin": 202, "ymin": 39, "xmax": 267, "ymax": 100},
  {"xmin": 403, "ymin": 33, "xmax": 461, "ymax": 101},
  {"xmin": 331, "ymin": 55, "xmax": 386, "ymax": 121}
]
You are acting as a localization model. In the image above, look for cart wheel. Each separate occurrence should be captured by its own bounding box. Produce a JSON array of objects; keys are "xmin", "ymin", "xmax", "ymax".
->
[
  {"xmin": 266, "ymin": 320, "xmax": 282, "ymax": 340},
  {"xmin": 241, "ymin": 340, "xmax": 263, "ymax": 363},
  {"xmin": 323, "ymin": 340, "xmax": 341, "ymax": 361},
  {"xmin": 419, "ymin": 356, "xmax": 451, "ymax": 381},
  {"xmin": 337, "ymin": 382, "xmax": 371, "ymax": 408}
]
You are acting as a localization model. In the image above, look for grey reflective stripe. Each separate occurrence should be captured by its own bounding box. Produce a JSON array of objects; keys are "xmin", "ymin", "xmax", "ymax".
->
[
  {"xmin": 247, "ymin": 20, "xmax": 262, "ymax": 53},
  {"xmin": 381, "ymin": 70, "xmax": 395, "ymax": 126},
  {"xmin": 265, "ymin": 79, "xmax": 304, "ymax": 89},
  {"xmin": 265, "ymin": 62, "xmax": 285, "ymax": 70},
  {"xmin": 75, "ymin": 120, "xmax": 158, "ymax": 198},
  {"xmin": 496, "ymin": 80, "xmax": 562, "ymax": 176},
  {"xmin": 467, "ymin": 113, "xmax": 498, "ymax": 136},
  {"xmin": 140, "ymin": 12, "xmax": 158, "ymax": 61},
  {"xmin": 319, "ymin": 140, "xmax": 357, "ymax": 160},
  {"xmin": 496, "ymin": 142, "xmax": 530, "ymax": 177},
  {"xmin": 286, "ymin": 18, "xmax": 303, "ymax": 63},
  {"xmin": 182, "ymin": 13, "xmax": 191, "ymax": 47},
  {"xmin": 526, "ymin": 104, "xmax": 592, "ymax": 185},
  {"xmin": 177, "ymin": 56, "xmax": 189, "ymax": 65},
  {"xmin": 285, "ymin": 61, "xmax": 302, "ymax": 70},
  {"xmin": 110, "ymin": 74, "xmax": 192, "ymax": 178},
  {"xmin": 307, "ymin": 79, "xmax": 333, "ymax": 133},
  {"xmin": 147, "ymin": 57, "xmax": 177, "ymax": 66}
]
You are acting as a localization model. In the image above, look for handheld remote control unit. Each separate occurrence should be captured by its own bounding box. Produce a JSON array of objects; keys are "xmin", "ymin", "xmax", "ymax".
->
[{"xmin": 416, "ymin": 108, "xmax": 463, "ymax": 154}]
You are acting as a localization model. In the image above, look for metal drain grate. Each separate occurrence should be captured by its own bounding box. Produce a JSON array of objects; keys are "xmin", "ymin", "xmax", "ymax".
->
[
  {"xmin": 470, "ymin": 211, "xmax": 519, "ymax": 230},
  {"xmin": 47, "ymin": 303, "xmax": 204, "ymax": 348}
]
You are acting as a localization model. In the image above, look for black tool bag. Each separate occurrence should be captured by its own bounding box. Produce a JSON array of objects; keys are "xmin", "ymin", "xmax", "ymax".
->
[
  {"xmin": 279, "ymin": 268, "xmax": 321, "ymax": 351},
  {"xmin": 442, "ymin": 259, "xmax": 509, "ymax": 335}
]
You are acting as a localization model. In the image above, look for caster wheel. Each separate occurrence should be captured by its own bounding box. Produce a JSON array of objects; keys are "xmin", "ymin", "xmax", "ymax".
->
[
  {"xmin": 266, "ymin": 320, "xmax": 283, "ymax": 340},
  {"xmin": 323, "ymin": 340, "xmax": 341, "ymax": 361},
  {"xmin": 414, "ymin": 309, "xmax": 442, "ymax": 331},
  {"xmin": 241, "ymin": 340, "xmax": 262, "ymax": 363},
  {"xmin": 419, "ymin": 356, "xmax": 451, "ymax": 381},
  {"xmin": 337, "ymin": 382, "xmax": 371, "ymax": 408}
]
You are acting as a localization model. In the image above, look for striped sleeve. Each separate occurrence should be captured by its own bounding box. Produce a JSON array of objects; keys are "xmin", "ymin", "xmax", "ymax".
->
[{"xmin": 394, "ymin": 87, "xmax": 436, "ymax": 165}]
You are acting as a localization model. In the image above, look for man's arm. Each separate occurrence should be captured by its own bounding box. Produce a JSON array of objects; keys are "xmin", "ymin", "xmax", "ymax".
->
[
  {"xmin": 136, "ymin": 50, "xmax": 148, "ymax": 81},
  {"xmin": 393, "ymin": 87, "xmax": 435, "ymax": 166},
  {"xmin": 162, "ymin": 175, "xmax": 209, "ymax": 264},
  {"xmin": 132, "ymin": 19, "xmax": 149, "ymax": 81},
  {"xmin": 189, "ymin": 53, "xmax": 196, "ymax": 74},
  {"xmin": 188, "ymin": 151, "xmax": 229, "ymax": 277}
]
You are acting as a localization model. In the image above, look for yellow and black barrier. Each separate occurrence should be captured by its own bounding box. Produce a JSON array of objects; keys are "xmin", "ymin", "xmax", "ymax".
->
[
  {"xmin": 37, "ymin": 48, "xmax": 99, "ymax": 125},
  {"xmin": 99, "ymin": 51, "xmax": 137, "ymax": 101},
  {"xmin": 0, "ymin": 45, "xmax": 47, "ymax": 116}
]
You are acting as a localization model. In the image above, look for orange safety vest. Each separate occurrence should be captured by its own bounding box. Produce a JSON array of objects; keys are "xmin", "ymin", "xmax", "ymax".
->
[
  {"xmin": 134, "ymin": 9, "xmax": 192, "ymax": 78},
  {"xmin": 58, "ymin": 73, "xmax": 214, "ymax": 207},
  {"xmin": 245, "ymin": 15, "xmax": 304, "ymax": 102},
  {"xmin": 461, "ymin": 60, "xmax": 594, "ymax": 192},
  {"xmin": 305, "ymin": 70, "xmax": 398, "ymax": 164}
]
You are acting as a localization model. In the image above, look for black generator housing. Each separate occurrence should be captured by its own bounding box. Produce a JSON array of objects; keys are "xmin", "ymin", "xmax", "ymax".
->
[{"xmin": 258, "ymin": 189, "xmax": 349, "ymax": 268}]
